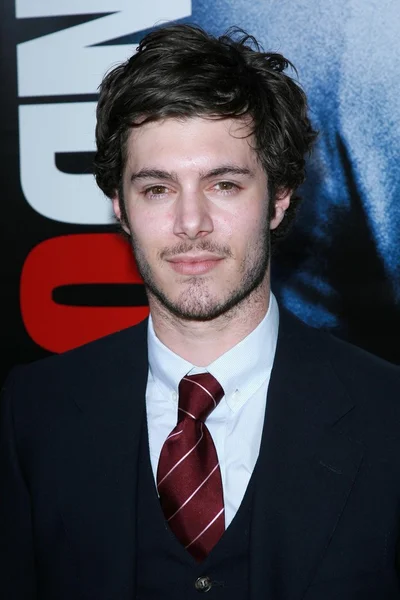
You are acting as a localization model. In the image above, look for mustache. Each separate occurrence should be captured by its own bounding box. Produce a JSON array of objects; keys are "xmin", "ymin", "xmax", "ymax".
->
[{"xmin": 159, "ymin": 240, "xmax": 233, "ymax": 260}]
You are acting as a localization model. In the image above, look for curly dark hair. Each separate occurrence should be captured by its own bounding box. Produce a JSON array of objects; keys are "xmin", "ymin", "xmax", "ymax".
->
[{"xmin": 94, "ymin": 23, "xmax": 318, "ymax": 243}]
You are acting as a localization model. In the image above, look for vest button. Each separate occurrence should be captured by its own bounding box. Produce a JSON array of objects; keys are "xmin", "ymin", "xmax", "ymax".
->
[{"xmin": 195, "ymin": 575, "xmax": 212, "ymax": 592}]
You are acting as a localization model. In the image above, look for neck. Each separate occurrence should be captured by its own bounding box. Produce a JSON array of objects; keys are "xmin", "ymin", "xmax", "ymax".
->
[{"xmin": 149, "ymin": 279, "xmax": 270, "ymax": 366}]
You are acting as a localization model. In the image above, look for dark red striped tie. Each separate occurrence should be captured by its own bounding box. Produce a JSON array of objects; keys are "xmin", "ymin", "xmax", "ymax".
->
[{"xmin": 157, "ymin": 373, "xmax": 225, "ymax": 562}]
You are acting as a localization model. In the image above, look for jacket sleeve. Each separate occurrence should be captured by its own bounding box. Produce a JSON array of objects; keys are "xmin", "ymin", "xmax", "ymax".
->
[{"xmin": 0, "ymin": 369, "xmax": 37, "ymax": 599}]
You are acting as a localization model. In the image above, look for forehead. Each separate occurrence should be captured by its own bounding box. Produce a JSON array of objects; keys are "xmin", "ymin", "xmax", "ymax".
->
[{"xmin": 125, "ymin": 116, "xmax": 260, "ymax": 172}]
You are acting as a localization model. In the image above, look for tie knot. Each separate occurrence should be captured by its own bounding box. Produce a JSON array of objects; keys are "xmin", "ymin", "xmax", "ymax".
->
[{"xmin": 178, "ymin": 373, "xmax": 224, "ymax": 422}]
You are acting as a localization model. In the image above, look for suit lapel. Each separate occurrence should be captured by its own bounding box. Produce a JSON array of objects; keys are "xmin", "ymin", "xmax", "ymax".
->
[
  {"xmin": 249, "ymin": 312, "xmax": 364, "ymax": 600},
  {"xmin": 57, "ymin": 319, "xmax": 149, "ymax": 599}
]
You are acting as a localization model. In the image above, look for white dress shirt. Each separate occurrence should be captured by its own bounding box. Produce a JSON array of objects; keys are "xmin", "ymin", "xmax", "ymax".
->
[{"xmin": 146, "ymin": 293, "xmax": 279, "ymax": 527}]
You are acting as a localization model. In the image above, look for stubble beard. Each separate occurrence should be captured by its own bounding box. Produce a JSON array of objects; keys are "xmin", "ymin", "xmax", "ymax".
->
[{"xmin": 129, "ymin": 225, "xmax": 271, "ymax": 323}]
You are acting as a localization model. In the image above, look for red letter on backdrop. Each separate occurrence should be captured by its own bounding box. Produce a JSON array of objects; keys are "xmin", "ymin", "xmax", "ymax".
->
[{"xmin": 20, "ymin": 233, "xmax": 149, "ymax": 353}]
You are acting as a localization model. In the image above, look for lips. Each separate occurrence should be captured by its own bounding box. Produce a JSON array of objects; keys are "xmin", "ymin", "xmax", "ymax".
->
[{"xmin": 167, "ymin": 255, "xmax": 223, "ymax": 275}]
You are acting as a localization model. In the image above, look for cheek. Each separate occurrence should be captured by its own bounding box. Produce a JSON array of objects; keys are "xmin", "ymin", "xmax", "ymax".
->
[
  {"xmin": 227, "ymin": 208, "xmax": 266, "ymax": 245},
  {"xmin": 129, "ymin": 207, "xmax": 171, "ymax": 243}
]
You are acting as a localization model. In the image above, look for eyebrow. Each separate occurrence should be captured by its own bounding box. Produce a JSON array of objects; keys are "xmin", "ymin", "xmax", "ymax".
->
[
  {"xmin": 129, "ymin": 165, "xmax": 254, "ymax": 184},
  {"xmin": 130, "ymin": 169, "xmax": 178, "ymax": 184},
  {"xmin": 203, "ymin": 165, "xmax": 254, "ymax": 179}
]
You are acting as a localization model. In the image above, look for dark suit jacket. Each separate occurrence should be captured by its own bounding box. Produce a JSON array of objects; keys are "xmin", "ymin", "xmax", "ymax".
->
[{"xmin": 1, "ymin": 311, "xmax": 400, "ymax": 599}]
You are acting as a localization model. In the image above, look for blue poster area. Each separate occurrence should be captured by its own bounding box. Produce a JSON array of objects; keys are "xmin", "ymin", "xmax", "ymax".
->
[{"xmin": 185, "ymin": 0, "xmax": 400, "ymax": 364}]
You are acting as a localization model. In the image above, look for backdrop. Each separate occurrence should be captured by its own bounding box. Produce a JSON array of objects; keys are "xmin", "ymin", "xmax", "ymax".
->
[{"xmin": 1, "ymin": 0, "xmax": 399, "ymax": 388}]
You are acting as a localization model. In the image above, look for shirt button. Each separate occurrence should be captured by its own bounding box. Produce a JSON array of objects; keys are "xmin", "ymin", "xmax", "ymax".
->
[{"xmin": 194, "ymin": 575, "xmax": 212, "ymax": 592}]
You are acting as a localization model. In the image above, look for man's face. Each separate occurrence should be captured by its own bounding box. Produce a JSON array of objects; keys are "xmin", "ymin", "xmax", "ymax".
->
[{"xmin": 113, "ymin": 116, "xmax": 289, "ymax": 321}]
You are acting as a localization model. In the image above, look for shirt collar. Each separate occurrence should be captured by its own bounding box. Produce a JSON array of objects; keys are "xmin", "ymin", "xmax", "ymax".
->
[{"xmin": 147, "ymin": 293, "xmax": 279, "ymax": 413}]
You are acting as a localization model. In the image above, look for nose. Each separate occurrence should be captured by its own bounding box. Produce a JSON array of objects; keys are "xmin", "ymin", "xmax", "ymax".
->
[{"xmin": 173, "ymin": 189, "xmax": 214, "ymax": 240}]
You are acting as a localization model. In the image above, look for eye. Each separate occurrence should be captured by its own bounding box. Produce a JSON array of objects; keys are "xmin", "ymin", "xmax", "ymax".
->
[
  {"xmin": 214, "ymin": 181, "xmax": 239, "ymax": 193},
  {"xmin": 144, "ymin": 185, "xmax": 169, "ymax": 198}
]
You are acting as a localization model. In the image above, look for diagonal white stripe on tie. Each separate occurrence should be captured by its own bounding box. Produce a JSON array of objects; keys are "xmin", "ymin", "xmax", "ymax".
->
[
  {"xmin": 167, "ymin": 463, "xmax": 220, "ymax": 522},
  {"xmin": 166, "ymin": 430, "xmax": 183, "ymax": 440},
  {"xmin": 178, "ymin": 407, "xmax": 196, "ymax": 419},
  {"xmin": 157, "ymin": 424, "xmax": 204, "ymax": 488},
  {"xmin": 185, "ymin": 507, "xmax": 225, "ymax": 550},
  {"xmin": 182, "ymin": 376, "xmax": 217, "ymax": 407}
]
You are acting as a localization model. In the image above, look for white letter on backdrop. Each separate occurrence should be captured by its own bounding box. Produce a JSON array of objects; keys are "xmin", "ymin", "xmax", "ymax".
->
[
  {"xmin": 19, "ymin": 103, "xmax": 111, "ymax": 224},
  {"xmin": 16, "ymin": 0, "xmax": 191, "ymax": 96}
]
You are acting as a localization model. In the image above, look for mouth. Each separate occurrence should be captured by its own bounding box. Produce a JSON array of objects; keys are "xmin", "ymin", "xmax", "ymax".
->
[{"xmin": 167, "ymin": 255, "xmax": 224, "ymax": 275}]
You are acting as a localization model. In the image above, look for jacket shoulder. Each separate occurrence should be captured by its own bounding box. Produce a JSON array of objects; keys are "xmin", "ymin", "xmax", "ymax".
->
[
  {"xmin": 1, "ymin": 319, "xmax": 149, "ymax": 404},
  {"xmin": 281, "ymin": 309, "xmax": 400, "ymax": 399},
  {"xmin": 321, "ymin": 326, "xmax": 400, "ymax": 386}
]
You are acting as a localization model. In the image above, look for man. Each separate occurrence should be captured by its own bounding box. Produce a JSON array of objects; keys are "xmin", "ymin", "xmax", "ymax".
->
[{"xmin": 1, "ymin": 23, "xmax": 400, "ymax": 600}]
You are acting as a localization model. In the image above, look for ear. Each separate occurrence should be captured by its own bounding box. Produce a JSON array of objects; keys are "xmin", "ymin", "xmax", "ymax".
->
[
  {"xmin": 112, "ymin": 193, "xmax": 131, "ymax": 236},
  {"xmin": 270, "ymin": 189, "xmax": 292, "ymax": 230}
]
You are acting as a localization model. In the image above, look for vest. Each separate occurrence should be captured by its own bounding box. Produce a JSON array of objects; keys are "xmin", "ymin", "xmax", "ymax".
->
[{"xmin": 136, "ymin": 417, "xmax": 257, "ymax": 599}]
